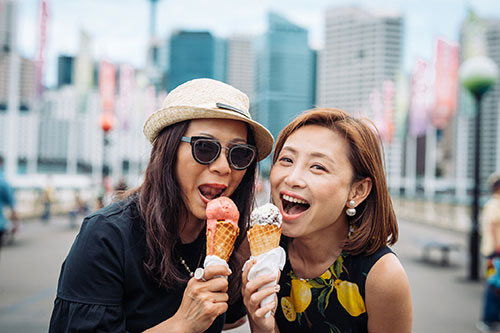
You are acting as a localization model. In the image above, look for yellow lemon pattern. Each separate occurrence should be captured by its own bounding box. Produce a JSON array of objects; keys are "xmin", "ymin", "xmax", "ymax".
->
[
  {"xmin": 333, "ymin": 279, "xmax": 366, "ymax": 317},
  {"xmin": 290, "ymin": 279, "xmax": 312, "ymax": 313},
  {"xmin": 281, "ymin": 296, "xmax": 296, "ymax": 322},
  {"xmin": 277, "ymin": 248, "xmax": 393, "ymax": 331}
]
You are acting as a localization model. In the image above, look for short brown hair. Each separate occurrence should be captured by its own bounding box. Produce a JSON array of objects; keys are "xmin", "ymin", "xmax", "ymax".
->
[{"xmin": 273, "ymin": 108, "xmax": 398, "ymax": 255}]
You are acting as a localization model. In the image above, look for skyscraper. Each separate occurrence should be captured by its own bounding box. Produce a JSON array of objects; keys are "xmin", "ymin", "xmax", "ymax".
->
[
  {"xmin": 227, "ymin": 35, "xmax": 255, "ymax": 100},
  {"xmin": 167, "ymin": 30, "xmax": 226, "ymax": 91},
  {"xmin": 253, "ymin": 12, "xmax": 316, "ymax": 153},
  {"xmin": 318, "ymin": 7, "xmax": 403, "ymax": 188}
]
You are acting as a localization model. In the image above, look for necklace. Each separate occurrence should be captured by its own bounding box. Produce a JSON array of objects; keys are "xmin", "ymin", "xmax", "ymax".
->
[{"xmin": 179, "ymin": 256, "xmax": 194, "ymax": 277}]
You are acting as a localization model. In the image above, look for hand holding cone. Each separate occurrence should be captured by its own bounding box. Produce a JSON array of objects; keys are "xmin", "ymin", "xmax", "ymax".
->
[{"xmin": 246, "ymin": 203, "xmax": 286, "ymax": 317}]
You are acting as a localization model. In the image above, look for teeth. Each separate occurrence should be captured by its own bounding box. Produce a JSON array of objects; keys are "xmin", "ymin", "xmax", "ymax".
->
[{"xmin": 282, "ymin": 194, "xmax": 308, "ymax": 205}]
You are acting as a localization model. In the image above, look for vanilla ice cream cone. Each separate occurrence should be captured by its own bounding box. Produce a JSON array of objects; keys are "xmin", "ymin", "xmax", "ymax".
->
[
  {"xmin": 247, "ymin": 203, "xmax": 282, "ymax": 256},
  {"xmin": 247, "ymin": 224, "xmax": 281, "ymax": 257}
]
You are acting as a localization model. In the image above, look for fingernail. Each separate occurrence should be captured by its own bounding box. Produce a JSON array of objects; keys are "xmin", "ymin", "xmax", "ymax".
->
[
  {"xmin": 274, "ymin": 284, "xmax": 280, "ymax": 292},
  {"xmin": 228, "ymin": 268, "xmax": 232, "ymax": 274}
]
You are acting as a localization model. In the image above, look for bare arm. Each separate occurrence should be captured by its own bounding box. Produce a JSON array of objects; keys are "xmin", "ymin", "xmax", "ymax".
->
[{"xmin": 365, "ymin": 253, "xmax": 413, "ymax": 333}]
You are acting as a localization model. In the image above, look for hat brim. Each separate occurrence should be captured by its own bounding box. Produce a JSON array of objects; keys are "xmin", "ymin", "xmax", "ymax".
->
[{"xmin": 143, "ymin": 106, "xmax": 274, "ymax": 161}]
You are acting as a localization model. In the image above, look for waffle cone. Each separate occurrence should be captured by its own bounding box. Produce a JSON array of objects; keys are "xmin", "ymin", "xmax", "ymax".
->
[
  {"xmin": 206, "ymin": 221, "xmax": 239, "ymax": 262},
  {"xmin": 247, "ymin": 224, "xmax": 282, "ymax": 257}
]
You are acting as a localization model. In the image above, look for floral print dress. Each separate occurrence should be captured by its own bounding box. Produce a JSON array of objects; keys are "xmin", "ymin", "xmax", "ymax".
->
[{"xmin": 275, "ymin": 246, "xmax": 393, "ymax": 333}]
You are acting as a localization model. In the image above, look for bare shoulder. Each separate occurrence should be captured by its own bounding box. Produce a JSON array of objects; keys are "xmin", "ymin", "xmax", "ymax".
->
[{"xmin": 365, "ymin": 253, "xmax": 413, "ymax": 333}]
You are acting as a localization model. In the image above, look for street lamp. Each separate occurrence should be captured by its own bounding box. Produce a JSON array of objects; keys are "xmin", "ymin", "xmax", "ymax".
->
[
  {"xmin": 459, "ymin": 55, "xmax": 499, "ymax": 281},
  {"xmin": 100, "ymin": 112, "xmax": 114, "ymax": 203}
]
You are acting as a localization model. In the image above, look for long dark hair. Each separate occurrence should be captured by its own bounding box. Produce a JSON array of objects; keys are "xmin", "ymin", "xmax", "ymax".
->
[{"xmin": 135, "ymin": 120, "xmax": 257, "ymax": 301}]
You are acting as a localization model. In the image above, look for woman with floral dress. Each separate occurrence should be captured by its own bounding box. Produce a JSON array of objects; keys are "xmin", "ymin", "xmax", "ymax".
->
[{"xmin": 242, "ymin": 108, "xmax": 413, "ymax": 332}]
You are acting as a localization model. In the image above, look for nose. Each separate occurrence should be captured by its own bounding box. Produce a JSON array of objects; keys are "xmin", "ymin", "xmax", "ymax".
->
[
  {"xmin": 284, "ymin": 165, "xmax": 306, "ymax": 188},
  {"xmin": 209, "ymin": 147, "xmax": 231, "ymax": 175}
]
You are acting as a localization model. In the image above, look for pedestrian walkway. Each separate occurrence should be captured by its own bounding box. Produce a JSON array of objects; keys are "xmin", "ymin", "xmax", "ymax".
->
[{"xmin": 0, "ymin": 213, "xmax": 488, "ymax": 332}]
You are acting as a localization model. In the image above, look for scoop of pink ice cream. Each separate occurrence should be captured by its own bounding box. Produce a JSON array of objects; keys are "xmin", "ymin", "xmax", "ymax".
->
[{"xmin": 206, "ymin": 196, "xmax": 240, "ymax": 231}]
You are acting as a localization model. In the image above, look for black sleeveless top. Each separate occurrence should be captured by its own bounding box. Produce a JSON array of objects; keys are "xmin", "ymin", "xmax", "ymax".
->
[{"xmin": 275, "ymin": 245, "xmax": 393, "ymax": 333}]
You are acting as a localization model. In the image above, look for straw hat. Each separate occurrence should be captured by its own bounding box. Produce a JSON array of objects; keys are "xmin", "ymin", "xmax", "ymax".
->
[{"xmin": 143, "ymin": 78, "xmax": 274, "ymax": 161}]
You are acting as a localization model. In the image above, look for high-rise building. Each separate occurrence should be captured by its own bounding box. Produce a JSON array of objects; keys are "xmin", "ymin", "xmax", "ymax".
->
[
  {"xmin": 253, "ymin": 12, "xmax": 316, "ymax": 155},
  {"xmin": 318, "ymin": 7, "xmax": 403, "ymax": 189},
  {"xmin": 227, "ymin": 35, "xmax": 255, "ymax": 100},
  {"xmin": 57, "ymin": 55, "xmax": 74, "ymax": 88},
  {"xmin": 167, "ymin": 30, "xmax": 226, "ymax": 91}
]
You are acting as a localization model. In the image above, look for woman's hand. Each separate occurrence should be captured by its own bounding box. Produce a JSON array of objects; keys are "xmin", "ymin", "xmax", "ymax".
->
[
  {"xmin": 148, "ymin": 264, "xmax": 231, "ymax": 333},
  {"xmin": 242, "ymin": 259, "xmax": 279, "ymax": 333}
]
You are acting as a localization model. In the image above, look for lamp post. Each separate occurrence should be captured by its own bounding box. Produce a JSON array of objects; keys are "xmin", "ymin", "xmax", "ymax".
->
[
  {"xmin": 100, "ymin": 112, "xmax": 114, "ymax": 204},
  {"xmin": 459, "ymin": 55, "xmax": 499, "ymax": 281}
]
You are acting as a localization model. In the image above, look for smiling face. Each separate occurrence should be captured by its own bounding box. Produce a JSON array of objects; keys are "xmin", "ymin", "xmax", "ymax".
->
[
  {"xmin": 175, "ymin": 118, "xmax": 249, "ymax": 222},
  {"xmin": 270, "ymin": 125, "xmax": 355, "ymax": 240}
]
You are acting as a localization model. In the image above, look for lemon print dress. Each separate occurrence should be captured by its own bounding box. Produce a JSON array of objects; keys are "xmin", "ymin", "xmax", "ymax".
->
[{"xmin": 276, "ymin": 243, "xmax": 393, "ymax": 333}]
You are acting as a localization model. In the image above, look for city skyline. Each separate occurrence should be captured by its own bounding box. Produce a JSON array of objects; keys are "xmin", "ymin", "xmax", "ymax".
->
[{"xmin": 17, "ymin": 0, "xmax": 500, "ymax": 88}]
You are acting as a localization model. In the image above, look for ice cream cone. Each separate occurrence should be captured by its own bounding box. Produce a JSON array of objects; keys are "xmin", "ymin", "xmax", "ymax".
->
[
  {"xmin": 247, "ymin": 224, "xmax": 282, "ymax": 257},
  {"xmin": 206, "ymin": 221, "xmax": 239, "ymax": 262},
  {"xmin": 206, "ymin": 197, "xmax": 240, "ymax": 262}
]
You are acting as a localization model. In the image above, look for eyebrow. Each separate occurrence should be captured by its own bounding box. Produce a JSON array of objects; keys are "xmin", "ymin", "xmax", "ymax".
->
[
  {"xmin": 281, "ymin": 146, "xmax": 336, "ymax": 164},
  {"xmin": 196, "ymin": 133, "xmax": 247, "ymax": 144}
]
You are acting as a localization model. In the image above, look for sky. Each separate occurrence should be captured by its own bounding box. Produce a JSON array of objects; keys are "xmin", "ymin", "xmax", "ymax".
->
[{"xmin": 15, "ymin": 0, "xmax": 500, "ymax": 87}]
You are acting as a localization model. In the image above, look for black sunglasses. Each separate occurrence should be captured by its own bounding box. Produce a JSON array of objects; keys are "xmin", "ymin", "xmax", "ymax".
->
[{"xmin": 180, "ymin": 136, "xmax": 256, "ymax": 170}]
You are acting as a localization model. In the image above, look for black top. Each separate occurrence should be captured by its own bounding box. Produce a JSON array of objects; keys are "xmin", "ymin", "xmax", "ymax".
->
[
  {"xmin": 49, "ymin": 198, "xmax": 246, "ymax": 333},
  {"xmin": 275, "ymin": 243, "xmax": 393, "ymax": 333}
]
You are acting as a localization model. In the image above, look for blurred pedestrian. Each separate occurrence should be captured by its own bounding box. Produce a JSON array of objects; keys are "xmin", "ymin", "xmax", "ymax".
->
[
  {"xmin": 49, "ymin": 78, "xmax": 274, "ymax": 332},
  {"xmin": 242, "ymin": 108, "xmax": 413, "ymax": 332},
  {"xmin": 41, "ymin": 175, "xmax": 54, "ymax": 223},
  {"xmin": 0, "ymin": 156, "xmax": 19, "ymax": 257},
  {"xmin": 477, "ymin": 173, "xmax": 500, "ymax": 332}
]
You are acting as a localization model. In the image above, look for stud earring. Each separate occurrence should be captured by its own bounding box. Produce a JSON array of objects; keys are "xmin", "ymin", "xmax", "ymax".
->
[{"xmin": 346, "ymin": 200, "xmax": 356, "ymax": 217}]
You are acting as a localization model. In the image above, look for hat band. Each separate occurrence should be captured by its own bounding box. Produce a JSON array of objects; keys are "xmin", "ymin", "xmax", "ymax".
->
[{"xmin": 216, "ymin": 102, "xmax": 249, "ymax": 119}]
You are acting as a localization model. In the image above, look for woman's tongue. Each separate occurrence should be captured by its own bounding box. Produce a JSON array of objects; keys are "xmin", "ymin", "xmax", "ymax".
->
[
  {"xmin": 199, "ymin": 185, "xmax": 223, "ymax": 200},
  {"xmin": 284, "ymin": 202, "xmax": 309, "ymax": 215}
]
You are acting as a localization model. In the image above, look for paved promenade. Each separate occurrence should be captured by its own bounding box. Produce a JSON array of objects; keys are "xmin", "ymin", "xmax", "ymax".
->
[{"xmin": 0, "ymin": 210, "xmax": 487, "ymax": 332}]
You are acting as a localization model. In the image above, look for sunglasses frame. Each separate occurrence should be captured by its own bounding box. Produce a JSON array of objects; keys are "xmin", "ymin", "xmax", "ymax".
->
[{"xmin": 180, "ymin": 136, "xmax": 256, "ymax": 170}]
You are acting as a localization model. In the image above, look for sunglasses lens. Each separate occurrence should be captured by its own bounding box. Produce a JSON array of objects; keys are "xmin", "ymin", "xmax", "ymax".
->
[
  {"xmin": 230, "ymin": 146, "xmax": 255, "ymax": 169},
  {"xmin": 193, "ymin": 140, "xmax": 220, "ymax": 163}
]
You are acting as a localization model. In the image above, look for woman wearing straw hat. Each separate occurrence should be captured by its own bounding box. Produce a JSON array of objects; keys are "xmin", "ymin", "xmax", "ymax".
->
[{"xmin": 49, "ymin": 78, "xmax": 274, "ymax": 332}]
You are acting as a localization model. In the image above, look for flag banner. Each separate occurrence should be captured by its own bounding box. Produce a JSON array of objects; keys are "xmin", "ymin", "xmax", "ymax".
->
[
  {"xmin": 461, "ymin": 9, "xmax": 488, "ymax": 60},
  {"xmin": 433, "ymin": 37, "xmax": 459, "ymax": 129},
  {"xmin": 99, "ymin": 60, "xmax": 116, "ymax": 114},
  {"xmin": 382, "ymin": 80, "xmax": 395, "ymax": 143},
  {"xmin": 75, "ymin": 31, "xmax": 94, "ymax": 113},
  {"xmin": 118, "ymin": 64, "xmax": 135, "ymax": 132},
  {"xmin": 394, "ymin": 71, "xmax": 410, "ymax": 140},
  {"xmin": 409, "ymin": 58, "xmax": 434, "ymax": 137},
  {"xmin": 35, "ymin": 0, "xmax": 48, "ymax": 99}
]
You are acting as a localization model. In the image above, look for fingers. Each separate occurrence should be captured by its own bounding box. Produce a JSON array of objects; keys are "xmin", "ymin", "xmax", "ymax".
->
[
  {"xmin": 203, "ymin": 265, "xmax": 231, "ymax": 280},
  {"xmin": 255, "ymin": 297, "xmax": 277, "ymax": 318},
  {"xmin": 245, "ymin": 273, "xmax": 277, "ymax": 296},
  {"xmin": 242, "ymin": 259, "xmax": 256, "ymax": 284},
  {"xmin": 247, "ymin": 280, "xmax": 279, "ymax": 307}
]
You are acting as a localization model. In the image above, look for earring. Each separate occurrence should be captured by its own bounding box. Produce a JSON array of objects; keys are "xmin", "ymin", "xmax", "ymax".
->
[{"xmin": 346, "ymin": 200, "xmax": 356, "ymax": 217}]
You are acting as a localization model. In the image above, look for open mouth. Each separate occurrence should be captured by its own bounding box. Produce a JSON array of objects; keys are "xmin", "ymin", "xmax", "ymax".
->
[
  {"xmin": 281, "ymin": 194, "xmax": 310, "ymax": 215},
  {"xmin": 199, "ymin": 184, "xmax": 227, "ymax": 201}
]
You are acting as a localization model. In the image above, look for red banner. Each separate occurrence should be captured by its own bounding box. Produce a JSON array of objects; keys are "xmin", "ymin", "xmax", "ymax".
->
[
  {"xmin": 433, "ymin": 37, "xmax": 459, "ymax": 128},
  {"xmin": 99, "ymin": 60, "xmax": 116, "ymax": 113}
]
